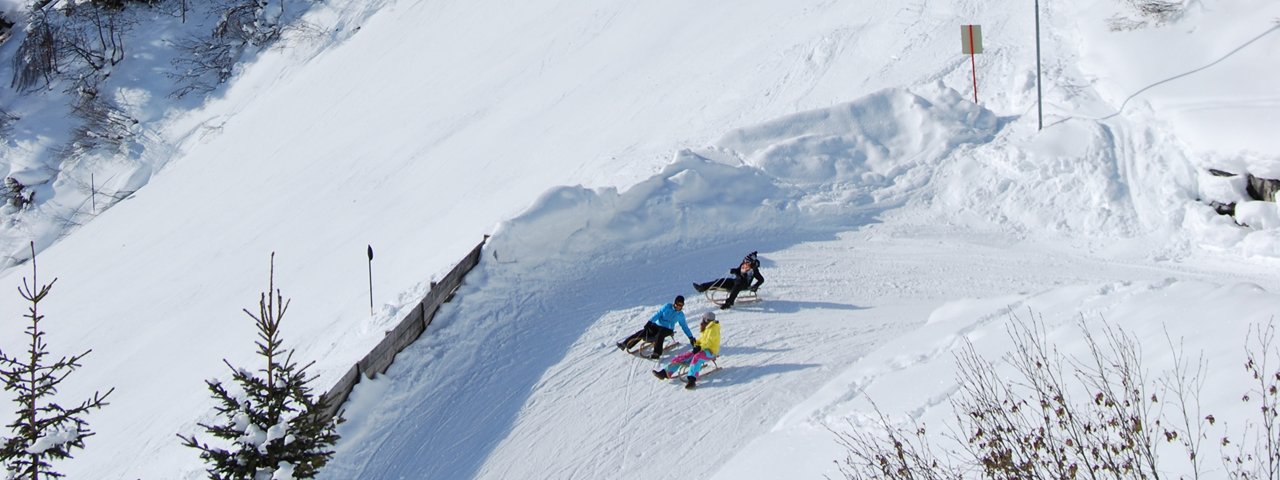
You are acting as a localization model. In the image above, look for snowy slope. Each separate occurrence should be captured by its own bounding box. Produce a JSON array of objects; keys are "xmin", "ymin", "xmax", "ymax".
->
[
  {"xmin": 0, "ymin": 0, "xmax": 1276, "ymax": 478},
  {"xmin": 318, "ymin": 1, "xmax": 1280, "ymax": 478},
  {"xmin": 3, "ymin": 0, "xmax": 1030, "ymax": 477}
]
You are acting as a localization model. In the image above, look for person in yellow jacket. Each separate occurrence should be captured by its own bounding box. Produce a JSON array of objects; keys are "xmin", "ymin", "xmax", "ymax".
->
[{"xmin": 652, "ymin": 312, "xmax": 720, "ymax": 389}]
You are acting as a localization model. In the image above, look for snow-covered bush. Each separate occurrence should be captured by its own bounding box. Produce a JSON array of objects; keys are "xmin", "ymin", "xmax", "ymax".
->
[
  {"xmin": 3, "ymin": 177, "xmax": 34, "ymax": 209},
  {"xmin": 179, "ymin": 253, "xmax": 339, "ymax": 480},
  {"xmin": 169, "ymin": 0, "xmax": 286, "ymax": 98},
  {"xmin": 8, "ymin": 0, "xmax": 149, "ymax": 93},
  {"xmin": 61, "ymin": 89, "xmax": 139, "ymax": 159}
]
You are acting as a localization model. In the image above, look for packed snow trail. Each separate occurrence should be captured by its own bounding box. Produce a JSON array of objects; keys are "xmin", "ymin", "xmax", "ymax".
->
[
  {"xmin": 323, "ymin": 222, "xmax": 1280, "ymax": 479},
  {"xmin": 319, "ymin": 82, "xmax": 1279, "ymax": 478}
]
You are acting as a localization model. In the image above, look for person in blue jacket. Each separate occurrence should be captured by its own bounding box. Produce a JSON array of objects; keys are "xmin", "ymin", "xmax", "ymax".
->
[{"xmin": 617, "ymin": 295, "xmax": 695, "ymax": 359}]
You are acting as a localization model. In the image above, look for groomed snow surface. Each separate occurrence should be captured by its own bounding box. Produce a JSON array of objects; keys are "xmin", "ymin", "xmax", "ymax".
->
[{"xmin": 0, "ymin": 0, "xmax": 1278, "ymax": 478}]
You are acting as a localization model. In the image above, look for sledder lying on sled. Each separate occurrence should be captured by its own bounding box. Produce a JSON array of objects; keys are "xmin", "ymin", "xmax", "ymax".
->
[
  {"xmin": 693, "ymin": 251, "xmax": 765, "ymax": 309},
  {"xmin": 653, "ymin": 312, "xmax": 720, "ymax": 390}
]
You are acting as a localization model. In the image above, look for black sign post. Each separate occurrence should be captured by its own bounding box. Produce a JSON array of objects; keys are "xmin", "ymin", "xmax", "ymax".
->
[
  {"xmin": 1035, "ymin": 0, "xmax": 1044, "ymax": 131},
  {"xmin": 367, "ymin": 245, "xmax": 374, "ymax": 316}
]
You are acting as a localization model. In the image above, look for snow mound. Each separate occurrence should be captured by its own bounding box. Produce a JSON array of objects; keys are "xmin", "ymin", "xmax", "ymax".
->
[
  {"xmin": 720, "ymin": 85, "xmax": 998, "ymax": 187},
  {"xmin": 489, "ymin": 87, "xmax": 1002, "ymax": 272}
]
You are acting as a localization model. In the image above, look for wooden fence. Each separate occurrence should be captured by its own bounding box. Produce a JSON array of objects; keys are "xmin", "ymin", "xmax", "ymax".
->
[{"xmin": 316, "ymin": 236, "xmax": 488, "ymax": 421}]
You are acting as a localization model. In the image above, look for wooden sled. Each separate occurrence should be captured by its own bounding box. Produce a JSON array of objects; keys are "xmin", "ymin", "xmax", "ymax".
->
[
  {"xmin": 622, "ymin": 334, "xmax": 685, "ymax": 359},
  {"xmin": 660, "ymin": 358, "xmax": 724, "ymax": 389},
  {"xmin": 669, "ymin": 358, "xmax": 721, "ymax": 378},
  {"xmin": 703, "ymin": 287, "xmax": 761, "ymax": 307}
]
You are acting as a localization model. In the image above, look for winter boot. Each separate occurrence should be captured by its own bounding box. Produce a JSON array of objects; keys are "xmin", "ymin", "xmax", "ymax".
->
[
  {"xmin": 693, "ymin": 282, "xmax": 707, "ymax": 293},
  {"xmin": 685, "ymin": 376, "xmax": 697, "ymax": 389},
  {"xmin": 652, "ymin": 369, "xmax": 668, "ymax": 380},
  {"xmin": 619, "ymin": 337, "xmax": 640, "ymax": 351}
]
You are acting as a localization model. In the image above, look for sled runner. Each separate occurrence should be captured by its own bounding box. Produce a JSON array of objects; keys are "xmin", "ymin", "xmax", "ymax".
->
[
  {"xmin": 621, "ymin": 334, "xmax": 685, "ymax": 359},
  {"xmin": 669, "ymin": 359, "xmax": 721, "ymax": 378},
  {"xmin": 703, "ymin": 286, "xmax": 761, "ymax": 307},
  {"xmin": 655, "ymin": 361, "xmax": 724, "ymax": 390}
]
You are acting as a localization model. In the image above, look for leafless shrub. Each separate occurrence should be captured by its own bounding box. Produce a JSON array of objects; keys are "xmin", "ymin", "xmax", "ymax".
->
[
  {"xmin": 835, "ymin": 312, "xmax": 1217, "ymax": 479},
  {"xmin": 168, "ymin": 0, "xmax": 284, "ymax": 98},
  {"xmin": 214, "ymin": 0, "xmax": 283, "ymax": 46},
  {"xmin": 61, "ymin": 89, "xmax": 139, "ymax": 158},
  {"xmin": 11, "ymin": 1, "xmax": 156, "ymax": 93},
  {"xmin": 948, "ymin": 316, "xmax": 1188, "ymax": 478},
  {"xmin": 1162, "ymin": 330, "xmax": 1211, "ymax": 479},
  {"xmin": 10, "ymin": 9, "xmax": 61, "ymax": 93},
  {"xmin": 1109, "ymin": 0, "xmax": 1186, "ymax": 30},
  {"xmin": 1223, "ymin": 323, "xmax": 1280, "ymax": 479},
  {"xmin": 168, "ymin": 33, "xmax": 241, "ymax": 98},
  {"xmin": 0, "ymin": 109, "xmax": 17, "ymax": 138},
  {"xmin": 831, "ymin": 404, "xmax": 963, "ymax": 480},
  {"xmin": 60, "ymin": 1, "xmax": 134, "ymax": 78},
  {"xmin": 1129, "ymin": 0, "xmax": 1184, "ymax": 21},
  {"xmin": 1107, "ymin": 16, "xmax": 1149, "ymax": 32}
]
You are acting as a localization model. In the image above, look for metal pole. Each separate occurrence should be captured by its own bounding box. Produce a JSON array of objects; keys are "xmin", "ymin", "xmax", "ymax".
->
[
  {"xmin": 1035, "ymin": 0, "xmax": 1044, "ymax": 130},
  {"xmin": 367, "ymin": 245, "xmax": 374, "ymax": 316},
  {"xmin": 91, "ymin": 173, "xmax": 96, "ymax": 214}
]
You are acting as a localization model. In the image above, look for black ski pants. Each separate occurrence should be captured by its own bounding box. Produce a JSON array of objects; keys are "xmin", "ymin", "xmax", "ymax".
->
[
  {"xmin": 696, "ymin": 277, "xmax": 750, "ymax": 306},
  {"xmin": 622, "ymin": 322, "xmax": 674, "ymax": 356}
]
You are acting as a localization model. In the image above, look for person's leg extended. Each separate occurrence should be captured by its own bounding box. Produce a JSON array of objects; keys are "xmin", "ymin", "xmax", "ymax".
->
[
  {"xmin": 688, "ymin": 351, "xmax": 715, "ymax": 377},
  {"xmin": 619, "ymin": 328, "xmax": 646, "ymax": 350},
  {"xmin": 664, "ymin": 351, "xmax": 694, "ymax": 375}
]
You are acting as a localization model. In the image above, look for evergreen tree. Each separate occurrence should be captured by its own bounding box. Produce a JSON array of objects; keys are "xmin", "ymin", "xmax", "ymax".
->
[
  {"xmin": 0, "ymin": 242, "xmax": 113, "ymax": 480},
  {"xmin": 179, "ymin": 253, "xmax": 339, "ymax": 480}
]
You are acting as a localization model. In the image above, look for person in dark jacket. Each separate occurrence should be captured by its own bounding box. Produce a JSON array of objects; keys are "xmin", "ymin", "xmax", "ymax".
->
[
  {"xmin": 617, "ymin": 295, "xmax": 694, "ymax": 359},
  {"xmin": 692, "ymin": 251, "xmax": 764, "ymax": 309}
]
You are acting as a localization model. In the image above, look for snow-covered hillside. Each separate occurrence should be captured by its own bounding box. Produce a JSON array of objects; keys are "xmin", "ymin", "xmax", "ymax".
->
[{"xmin": 0, "ymin": 0, "xmax": 1277, "ymax": 478}]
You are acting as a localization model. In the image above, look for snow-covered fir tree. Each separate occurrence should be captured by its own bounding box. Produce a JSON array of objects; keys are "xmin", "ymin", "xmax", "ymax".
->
[
  {"xmin": 0, "ymin": 243, "xmax": 113, "ymax": 480},
  {"xmin": 179, "ymin": 253, "xmax": 339, "ymax": 480}
]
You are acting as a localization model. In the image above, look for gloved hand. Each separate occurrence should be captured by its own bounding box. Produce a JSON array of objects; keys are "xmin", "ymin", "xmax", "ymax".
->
[
  {"xmin": 692, "ymin": 345, "xmax": 702, "ymax": 354},
  {"xmin": 749, "ymin": 286, "xmax": 758, "ymax": 293}
]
